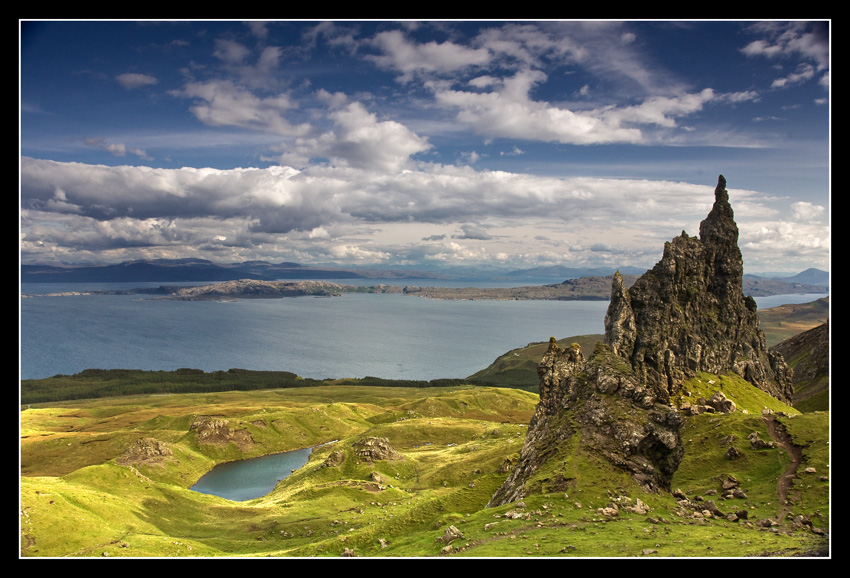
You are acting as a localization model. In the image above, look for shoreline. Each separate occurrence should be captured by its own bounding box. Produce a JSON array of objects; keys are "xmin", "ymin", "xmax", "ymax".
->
[{"xmin": 21, "ymin": 275, "xmax": 828, "ymax": 301}]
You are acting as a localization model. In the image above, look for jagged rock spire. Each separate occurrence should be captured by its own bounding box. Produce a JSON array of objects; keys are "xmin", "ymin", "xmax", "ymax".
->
[
  {"xmin": 603, "ymin": 175, "xmax": 791, "ymax": 402},
  {"xmin": 488, "ymin": 175, "xmax": 792, "ymax": 507},
  {"xmin": 700, "ymin": 174, "xmax": 736, "ymax": 245},
  {"xmin": 603, "ymin": 271, "xmax": 636, "ymax": 357}
]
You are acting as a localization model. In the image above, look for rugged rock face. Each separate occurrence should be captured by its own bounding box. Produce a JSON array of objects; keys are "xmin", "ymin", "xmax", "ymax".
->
[
  {"xmin": 488, "ymin": 176, "xmax": 792, "ymax": 506},
  {"xmin": 488, "ymin": 338, "xmax": 685, "ymax": 505},
  {"xmin": 605, "ymin": 175, "xmax": 792, "ymax": 404}
]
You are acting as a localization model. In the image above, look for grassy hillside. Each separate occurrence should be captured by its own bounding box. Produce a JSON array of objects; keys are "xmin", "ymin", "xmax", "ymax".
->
[
  {"xmin": 758, "ymin": 297, "xmax": 829, "ymax": 347},
  {"xmin": 774, "ymin": 322, "xmax": 830, "ymax": 413},
  {"xmin": 20, "ymin": 382, "xmax": 828, "ymax": 557},
  {"xmin": 466, "ymin": 334, "xmax": 603, "ymax": 390}
]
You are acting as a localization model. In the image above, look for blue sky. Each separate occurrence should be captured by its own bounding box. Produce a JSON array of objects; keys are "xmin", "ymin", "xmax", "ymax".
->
[{"xmin": 20, "ymin": 20, "xmax": 830, "ymax": 274}]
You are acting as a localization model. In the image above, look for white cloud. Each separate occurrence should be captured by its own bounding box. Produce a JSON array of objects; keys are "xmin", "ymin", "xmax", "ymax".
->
[
  {"xmin": 790, "ymin": 201, "xmax": 826, "ymax": 223},
  {"xmin": 367, "ymin": 29, "xmax": 492, "ymax": 82},
  {"xmin": 741, "ymin": 21, "xmax": 829, "ymax": 93},
  {"xmin": 277, "ymin": 101, "xmax": 431, "ymax": 172},
  {"xmin": 739, "ymin": 220, "xmax": 830, "ymax": 271},
  {"xmin": 22, "ymin": 156, "xmax": 824, "ymax": 271},
  {"xmin": 434, "ymin": 70, "xmax": 724, "ymax": 145},
  {"xmin": 597, "ymin": 88, "xmax": 717, "ymax": 130},
  {"xmin": 175, "ymin": 80, "xmax": 311, "ymax": 136},
  {"xmin": 18, "ymin": 22, "xmax": 829, "ymax": 273},
  {"xmin": 82, "ymin": 138, "xmax": 152, "ymax": 160},
  {"xmin": 771, "ymin": 63, "xmax": 817, "ymax": 89},
  {"xmin": 213, "ymin": 39, "xmax": 252, "ymax": 64},
  {"xmin": 327, "ymin": 244, "xmax": 390, "ymax": 263},
  {"xmin": 116, "ymin": 72, "xmax": 158, "ymax": 90},
  {"xmin": 741, "ymin": 21, "xmax": 829, "ymax": 71}
]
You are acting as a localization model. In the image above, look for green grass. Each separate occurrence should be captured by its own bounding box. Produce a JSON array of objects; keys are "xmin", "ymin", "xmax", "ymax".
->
[
  {"xmin": 673, "ymin": 371, "xmax": 801, "ymax": 416},
  {"xmin": 777, "ymin": 412, "xmax": 830, "ymax": 527},
  {"xmin": 20, "ymin": 382, "xmax": 829, "ymax": 558}
]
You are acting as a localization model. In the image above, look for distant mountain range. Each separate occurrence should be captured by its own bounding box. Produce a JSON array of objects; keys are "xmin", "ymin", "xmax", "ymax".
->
[
  {"xmin": 20, "ymin": 259, "xmax": 437, "ymax": 283},
  {"xmin": 20, "ymin": 258, "xmax": 829, "ymax": 289},
  {"xmin": 766, "ymin": 267, "xmax": 830, "ymax": 286}
]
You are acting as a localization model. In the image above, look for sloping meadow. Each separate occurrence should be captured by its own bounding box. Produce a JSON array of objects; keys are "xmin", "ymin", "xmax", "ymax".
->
[{"xmin": 21, "ymin": 380, "xmax": 828, "ymax": 557}]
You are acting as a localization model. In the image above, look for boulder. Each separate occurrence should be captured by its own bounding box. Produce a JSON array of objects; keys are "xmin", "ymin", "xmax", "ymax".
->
[{"xmin": 352, "ymin": 437, "xmax": 403, "ymax": 463}]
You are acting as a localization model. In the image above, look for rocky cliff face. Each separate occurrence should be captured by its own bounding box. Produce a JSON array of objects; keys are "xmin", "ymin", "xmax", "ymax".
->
[
  {"xmin": 605, "ymin": 175, "xmax": 793, "ymax": 404},
  {"xmin": 488, "ymin": 175, "xmax": 792, "ymax": 506}
]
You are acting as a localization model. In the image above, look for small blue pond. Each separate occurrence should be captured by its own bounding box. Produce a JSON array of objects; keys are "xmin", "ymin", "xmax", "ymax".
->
[{"xmin": 190, "ymin": 447, "xmax": 314, "ymax": 502}]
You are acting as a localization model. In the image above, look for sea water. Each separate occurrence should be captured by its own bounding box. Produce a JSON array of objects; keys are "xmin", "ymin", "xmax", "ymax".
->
[
  {"xmin": 19, "ymin": 281, "xmax": 609, "ymax": 381},
  {"xmin": 18, "ymin": 281, "xmax": 827, "ymax": 382}
]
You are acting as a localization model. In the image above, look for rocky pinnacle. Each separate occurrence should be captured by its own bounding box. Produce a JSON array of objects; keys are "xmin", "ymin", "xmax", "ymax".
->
[
  {"xmin": 604, "ymin": 175, "xmax": 792, "ymax": 403},
  {"xmin": 488, "ymin": 175, "xmax": 792, "ymax": 506}
]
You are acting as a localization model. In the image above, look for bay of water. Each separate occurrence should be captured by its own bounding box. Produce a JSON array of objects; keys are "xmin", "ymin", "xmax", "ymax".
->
[
  {"xmin": 19, "ymin": 280, "xmax": 609, "ymax": 381},
  {"xmin": 190, "ymin": 447, "xmax": 314, "ymax": 501},
  {"xmin": 19, "ymin": 281, "xmax": 827, "ymax": 382}
]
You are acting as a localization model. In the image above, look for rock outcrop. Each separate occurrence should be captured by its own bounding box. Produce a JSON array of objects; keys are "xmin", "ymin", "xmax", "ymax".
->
[
  {"xmin": 488, "ymin": 337, "xmax": 685, "ymax": 505},
  {"xmin": 605, "ymin": 175, "xmax": 792, "ymax": 404},
  {"xmin": 488, "ymin": 175, "xmax": 792, "ymax": 506},
  {"xmin": 116, "ymin": 437, "xmax": 174, "ymax": 466},
  {"xmin": 190, "ymin": 416, "xmax": 256, "ymax": 452},
  {"xmin": 352, "ymin": 437, "xmax": 403, "ymax": 463}
]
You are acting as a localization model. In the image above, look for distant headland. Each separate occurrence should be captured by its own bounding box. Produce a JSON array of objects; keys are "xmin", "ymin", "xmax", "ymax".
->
[{"xmin": 22, "ymin": 272, "xmax": 827, "ymax": 301}]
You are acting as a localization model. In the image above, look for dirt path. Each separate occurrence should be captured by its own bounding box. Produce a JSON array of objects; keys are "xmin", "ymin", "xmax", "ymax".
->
[{"xmin": 762, "ymin": 414, "xmax": 803, "ymax": 522}]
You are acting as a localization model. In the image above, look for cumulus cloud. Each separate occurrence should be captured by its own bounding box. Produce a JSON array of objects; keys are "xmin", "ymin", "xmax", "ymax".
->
[
  {"xmin": 741, "ymin": 21, "xmax": 829, "ymax": 70},
  {"xmin": 83, "ymin": 138, "xmax": 151, "ymax": 160},
  {"xmin": 175, "ymin": 80, "xmax": 311, "ymax": 136},
  {"xmin": 325, "ymin": 102, "xmax": 431, "ymax": 171},
  {"xmin": 16, "ymin": 158, "xmax": 734, "ymax": 234},
  {"xmin": 23, "ymin": 155, "xmax": 818, "ymax": 270},
  {"xmin": 453, "ymin": 224, "xmax": 493, "ymax": 240},
  {"xmin": 274, "ymin": 98, "xmax": 432, "ymax": 172},
  {"xmin": 771, "ymin": 63, "xmax": 818, "ymax": 89},
  {"xmin": 790, "ymin": 201, "xmax": 826, "ymax": 223},
  {"xmin": 739, "ymin": 219, "xmax": 830, "ymax": 271},
  {"xmin": 327, "ymin": 244, "xmax": 391, "ymax": 262},
  {"xmin": 214, "ymin": 38, "xmax": 252, "ymax": 64},
  {"xmin": 434, "ymin": 70, "xmax": 638, "ymax": 145},
  {"xmin": 433, "ymin": 69, "xmax": 729, "ymax": 145}
]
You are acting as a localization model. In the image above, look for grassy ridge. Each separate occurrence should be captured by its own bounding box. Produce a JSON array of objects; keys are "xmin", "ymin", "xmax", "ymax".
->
[
  {"xmin": 20, "ymin": 382, "xmax": 829, "ymax": 557},
  {"xmin": 758, "ymin": 297, "xmax": 829, "ymax": 347},
  {"xmin": 20, "ymin": 369, "xmax": 471, "ymax": 405},
  {"xmin": 466, "ymin": 334, "xmax": 603, "ymax": 389}
]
